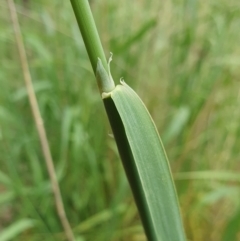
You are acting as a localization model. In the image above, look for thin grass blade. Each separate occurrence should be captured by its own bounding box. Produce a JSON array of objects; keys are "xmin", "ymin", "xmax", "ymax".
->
[{"xmin": 103, "ymin": 80, "xmax": 186, "ymax": 241}]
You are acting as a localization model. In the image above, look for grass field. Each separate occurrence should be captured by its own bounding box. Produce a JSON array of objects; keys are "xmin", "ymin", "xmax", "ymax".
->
[{"xmin": 0, "ymin": 0, "xmax": 240, "ymax": 240}]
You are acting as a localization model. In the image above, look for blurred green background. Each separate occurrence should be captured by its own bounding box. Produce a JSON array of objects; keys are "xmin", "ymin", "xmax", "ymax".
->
[{"xmin": 0, "ymin": 0, "xmax": 240, "ymax": 240}]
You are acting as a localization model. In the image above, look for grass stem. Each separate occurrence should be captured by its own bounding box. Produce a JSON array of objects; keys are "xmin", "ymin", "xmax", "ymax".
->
[
  {"xmin": 7, "ymin": 1, "xmax": 75, "ymax": 240},
  {"xmin": 70, "ymin": 0, "xmax": 108, "ymax": 74}
]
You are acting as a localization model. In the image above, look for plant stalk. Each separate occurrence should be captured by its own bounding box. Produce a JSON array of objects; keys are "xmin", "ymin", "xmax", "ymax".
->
[
  {"xmin": 8, "ymin": 1, "xmax": 75, "ymax": 240},
  {"xmin": 70, "ymin": 0, "xmax": 108, "ymax": 75}
]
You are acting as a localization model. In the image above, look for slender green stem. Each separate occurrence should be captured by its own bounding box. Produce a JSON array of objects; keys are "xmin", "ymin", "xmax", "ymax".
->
[{"xmin": 70, "ymin": 0, "xmax": 108, "ymax": 75}]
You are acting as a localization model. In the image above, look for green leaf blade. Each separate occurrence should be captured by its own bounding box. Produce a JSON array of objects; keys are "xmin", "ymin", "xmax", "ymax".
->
[
  {"xmin": 0, "ymin": 219, "xmax": 35, "ymax": 241},
  {"xmin": 104, "ymin": 82, "xmax": 186, "ymax": 241}
]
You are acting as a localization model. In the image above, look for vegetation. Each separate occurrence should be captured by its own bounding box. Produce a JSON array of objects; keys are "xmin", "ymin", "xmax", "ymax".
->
[
  {"xmin": 0, "ymin": 0, "xmax": 240, "ymax": 240},
  {"xmin": 70, "ymin": 1, "xmax": 186, "ymax": 240}
]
